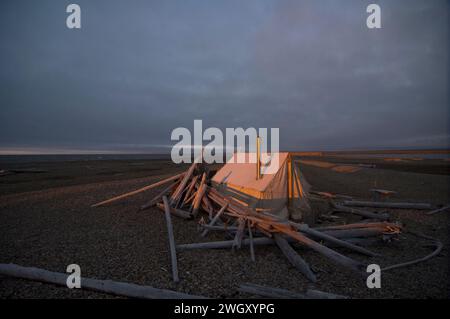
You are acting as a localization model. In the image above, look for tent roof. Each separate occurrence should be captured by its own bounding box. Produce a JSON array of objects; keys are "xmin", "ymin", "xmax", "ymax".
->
[{"xmin": 211, "ymin": 152, "xmax": 290, "ymax": 192}]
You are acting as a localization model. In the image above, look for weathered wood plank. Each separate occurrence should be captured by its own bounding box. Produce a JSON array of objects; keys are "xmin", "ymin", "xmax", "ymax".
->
[
  {"xmin": 0, "ymin": 263, "xmax": 204, "ymax": 299},
  {"xmin": 273, "ymin": 234, "xmax": 316, "ymax": 282},
  {"xmin": 201, "ymin": 204, "xmax": 228, "ymax": 237},
  {"xmin": 91, "ymin": 173, "xmax": 184, "ymax": 207},
  {"xmin": 162, "ymin": 196, "xmax": 179, "ymax": 283},
  {"xmin": 343, "ymin": 200, "xmax": 432, "ymax": 210}
]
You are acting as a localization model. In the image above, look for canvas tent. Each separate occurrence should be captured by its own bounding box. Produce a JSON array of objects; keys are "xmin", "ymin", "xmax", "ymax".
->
[{"xmin": 211, "ymin": 152, "xmax": 312, "ymax": 221}]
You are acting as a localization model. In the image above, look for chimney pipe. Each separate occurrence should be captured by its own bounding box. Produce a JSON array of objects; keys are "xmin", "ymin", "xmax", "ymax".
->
[{"xmin": 256, "ymin": 135, "xmax": 261, "ymax": 180}]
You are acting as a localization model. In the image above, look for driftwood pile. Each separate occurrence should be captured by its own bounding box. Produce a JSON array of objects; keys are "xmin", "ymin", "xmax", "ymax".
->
[{"xmin": 92, "ymin": 162, "xmax": 402, "ymax": 283}]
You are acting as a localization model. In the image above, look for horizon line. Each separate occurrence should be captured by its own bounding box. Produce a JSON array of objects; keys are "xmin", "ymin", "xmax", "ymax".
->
[{"xmin": 0, "ymin": 147, "xmax": 449, "ymax": 156}]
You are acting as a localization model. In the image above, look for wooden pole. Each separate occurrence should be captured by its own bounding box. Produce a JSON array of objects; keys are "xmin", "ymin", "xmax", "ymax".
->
[
  {"xmin": 382, "ymin": 231, "xmax": 442, "ymax": 271},
  {"xmin": 140, "ymin": 181, "xmax": 178, "ymax": 211},
  {"xmin": 156, "ymin": 203, "xmax": 192, "ymax": 219},
  {"xmin": 426, "ymin": 205, "xmax": 450, "ymax": 215},
  {"xmin": 273, "ymin": 225, "xmax": 365, "ymax": 274},
  {"xmin": 0, "ymin": 263, "xmax": 204, "ymax": 299},
  {"xmin": 332, "ymin": 203, "xmax": 390, "ymax": 220},
  {"xmin": 343, "ymin": 200, "xmax": 433, "ymax": 210},
  {"xmin": 162, "ymin": 196, "xmax": 179, "ymax": 282},
  {"xmin": 200, "ymin": 225, "xmax": 239, "ymax": 232},
  {"xmin": 238, "ymin": 283, "xmax": 306, "ymax": 299},
  {"xmin": 177, "ymin": 233, "xmax": 382, "ymax": 251},
  {"xmin": 320, "ymin": 228, "xmax": 387, "ymax": 239},
  {"xmin": 180, "ymin": 175, "xmax": 199, "ymax": 207},
  {"xmin": 256, "ymin": 135, "xmax": 261, "ymax": 180},
  {"xmin": 273, "ymin": 234, "xmax": 316, "ymax": 282},
  {"xmin": 170, "ymin": 163, "xmax": 196, "ymax": 206},
  {"xmin": 238, "ymin": 283, "xmax": 347, "ymax": 299},
  {"xmin": 177, "ymin": 237, "xmax": 275, "ymax": 250},
  {"xmin": 91, "ymin": 172, "xmax": 184, "ymax": 207},
  {"xmin": 232, "ymin": 218, "xmax": 246, "ymax": 249},
  {"xmin": 192, "ymin": 173, "xmax": 207, "ymax": 217},
  {"xmin": 248, "ymin": 223, "xmax": 255, "ymax": 262},
  {"xmin": 201, "ymin": 203, "xmax": 228, "ymax": 237},
  {"xmin": 296, "ymin": 224, "xmax": 379, "ymax": 257}
]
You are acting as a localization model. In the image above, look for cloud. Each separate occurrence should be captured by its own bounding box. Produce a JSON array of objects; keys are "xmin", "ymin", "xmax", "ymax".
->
[{"xmin": 0, "ymin": 0, "xmax": 448, "ymax": 153}]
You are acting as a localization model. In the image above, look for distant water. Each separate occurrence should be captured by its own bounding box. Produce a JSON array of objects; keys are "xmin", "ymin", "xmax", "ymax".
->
[
  {"xmin": 1, "ymin": 152, "xmax": 449, "ymax": 165},
  {"xmin": 0, "ymin": 154, "xmax": 171, "ymax": 164},
  {"xmin": 336, "ymin": 153, "xmax": 450, "ymax": 160}
]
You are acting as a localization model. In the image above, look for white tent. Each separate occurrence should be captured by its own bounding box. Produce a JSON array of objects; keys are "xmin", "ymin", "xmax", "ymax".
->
[{"xmin": 211, "ymin": 152, "xmax": 312, "ymax": 221}]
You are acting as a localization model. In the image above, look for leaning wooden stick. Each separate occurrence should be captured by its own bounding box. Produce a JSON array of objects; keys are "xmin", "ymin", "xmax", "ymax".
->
[
  {"xmin": 0, "ymin": 263, "xmax": 204, "ymax": 299},
  {"xmin": 248, "ymin": 223, "xmax": 255, "ymax": 262},
  {"xmin": 232, "ymin": 218, "xmax": 246, "ymax": 250},
  {"xmin": 156, "ymin": 203, "xmax": 192, "ymax": 219},
  {"xmin": 140, "ymin": 181, "xmax": 179, "ymax": 211},
  {"xmin": 163, "ymin": 196, "xmax": 179, "ymax": 283},
  {"xmin": 180, "ymin": 175, "xmax": 199, "ymax": 207},
  {"xmin": 382, "ymin": 231, "xmax": 443, "ymax": 271},
  {"xmin": 273, "ymin": 224, "xmax": 365, "ymax": 274},
  {"xmin": 201, "ymin": 203, "xmax": 228, "ymax": 237},
  {"xmin": 426, "ymin": 205, "xmax": 450, "ymax": 215},
  {"xmin": 91, "ymin": 172, "xmax": 184, "ymax": 207},
  {"xmin": 296, "ymin": 224, "xmax": 379, "ymax": 257},
  {"xmin": 170, "ymin": 163, "xmax": 196, "ymax": 206},
  {"xmin": 192, "ymin": 173, "xmax": 207, "ymax": 216}
]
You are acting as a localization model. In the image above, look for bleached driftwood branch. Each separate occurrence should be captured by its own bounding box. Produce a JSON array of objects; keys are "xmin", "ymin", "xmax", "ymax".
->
[{"xmin": 0, "ymin": 263, "xmax": 204, "ymax": 299}]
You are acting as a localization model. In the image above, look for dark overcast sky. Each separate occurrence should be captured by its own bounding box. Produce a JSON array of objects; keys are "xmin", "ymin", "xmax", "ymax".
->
[{"xmin": 0, "ymin": 0, "xmax": 448, "ymax": 154}]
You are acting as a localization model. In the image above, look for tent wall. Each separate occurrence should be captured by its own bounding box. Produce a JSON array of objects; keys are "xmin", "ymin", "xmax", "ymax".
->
[{"xmin": 211, "ymin": 153, "xmax": 313, "ymax": 221}]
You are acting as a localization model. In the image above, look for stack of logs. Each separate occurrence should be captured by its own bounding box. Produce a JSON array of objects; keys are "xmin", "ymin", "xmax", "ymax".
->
[{"xmin": 92, "ymin": 162, "xmax": 402, "ymax": 283}]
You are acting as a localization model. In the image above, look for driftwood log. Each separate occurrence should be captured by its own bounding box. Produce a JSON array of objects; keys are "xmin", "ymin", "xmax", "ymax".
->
[
  {"xmin": 232, "ymin": 218, "xmax": 246, "ymax": 249},
  {"xmin": 177, "ymin": 234, "xmax": 385, "ymax": 251},
  {"xmin": 382, "ymin": 231, "xmax": 442, "ymax": 271},
  {"xmin": 343, "ymin": 200, "xmax": 433, "ymax": 210},
  {"xmin": 156, "ymin": 203, "xmax": 191, "ymax": 219},
  {"xmin": 181, "ymin": 175, "xmax": 199, "ymax": 207},
  {"xmin": 248, "ymin": 223, "xmax": 255, "ymax": 262},
  {"xmin": 426, "ymin": 205, "xmax": 450, "ymax": 215},
  {"xmin": 0, "ymin": 263, "xmax": 204, "ymax": 299},
  {"xmin": 163, "ymin": 196, "xmax": 179, "ymax": 283},
  {"xmin": 177, "ymin": 237, "xmax": 275, "ymax": 250},
  {"xmin": 91, "ymin": 172, "xmax": 185, "ymax": 207},
  {"xmin": 273, "ymin": 234, "xmax": 316, "ymax": 282},
  {"xmin": 296, "ymin": 224, "xmax": 379, "ymax": 257},
  {"xmin": 309, "ymin": 191, "xmax": 353, "ymax": 200},
  {"xmin": 201, "ymin": 204, "xmax": 228, "ymax": 237},
  {"xmin": 238, "ymin": 283, "xmax": 347, "ymax": 299},
  {"xmin": 192, "ymin": 173, "xmax": 207, "ymax": 216},
  {"xmin": 332, "ymin": 203, "xmax": 390, "ymax": 220},
  {"xmin": 140, "ymin": 181, "xmax": 178, "ymax": 211},
  {"xmin": 90, "ymin": 161, "xmax": 404, "ymax": 283},
  {"xmin": 321, "ymin": 228, "xmax": 388, "ymax": 239},
  {"xmin": 170, "ymin": 163, "xmax": 196, "ymax": 206},
  {"xmin": 200, "ymin": 225, "xmax": 239, "ymax": 232}
]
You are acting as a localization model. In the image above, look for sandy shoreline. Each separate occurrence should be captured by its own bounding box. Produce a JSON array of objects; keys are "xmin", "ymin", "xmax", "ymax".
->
[{"xmin": 0, "ymin": 156, "xmax": 449, "ymax": 298}]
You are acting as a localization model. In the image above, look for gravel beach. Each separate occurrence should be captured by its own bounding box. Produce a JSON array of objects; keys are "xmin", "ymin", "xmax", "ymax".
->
[{"xmin": 0, "ymin": 156, "xmax": 449, "ymax": 298}]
